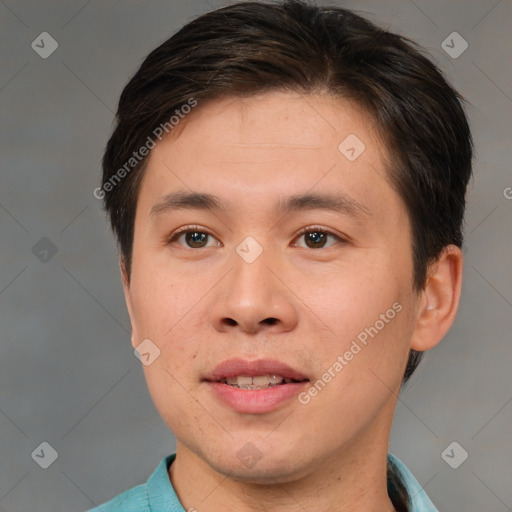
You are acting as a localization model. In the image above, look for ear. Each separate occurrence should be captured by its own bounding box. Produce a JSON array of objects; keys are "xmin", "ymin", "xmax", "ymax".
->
[
  {"xmin": 410, "ymin": 245, "xmax": 464, "ymax": 352},
  {"xmin": 120, "ymin": 256, "xmax": 139, "ymax": 349}
]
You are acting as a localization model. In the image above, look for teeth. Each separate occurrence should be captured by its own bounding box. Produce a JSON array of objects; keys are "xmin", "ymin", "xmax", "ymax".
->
[
  {"xmin": 252, "ymin": 375, "xmax": 270, "ymax": 386},
  {"xmin": 222, "ymin": 374, "xmax": 291, "ymax": 389},
  {"xmin": 269, "ymin": 375, "xmax": 284, "ymax": 385},
  {"xmin": 237, "ymin": 376, "xmax": 253, "ymax": 387}
]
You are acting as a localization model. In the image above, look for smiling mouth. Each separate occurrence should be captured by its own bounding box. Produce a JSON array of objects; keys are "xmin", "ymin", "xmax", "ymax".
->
[{"xmin": 218, "ymin": 375, "xmax": 309, "ymax": 390}]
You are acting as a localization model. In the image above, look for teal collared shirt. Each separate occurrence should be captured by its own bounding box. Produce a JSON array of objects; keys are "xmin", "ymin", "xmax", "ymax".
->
[{"xmin": 87, "ymin": 453, "xmax": 438, "ymax": 512}]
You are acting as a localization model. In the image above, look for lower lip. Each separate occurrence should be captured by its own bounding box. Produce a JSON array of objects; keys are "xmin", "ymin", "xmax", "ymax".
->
[{"xmin": 206, "ymin": 381, "xmax": 309, "ymax": 414}]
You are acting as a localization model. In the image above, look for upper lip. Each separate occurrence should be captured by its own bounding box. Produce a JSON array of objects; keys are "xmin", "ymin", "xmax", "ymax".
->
[{"xmin": 204, "ymin": 358, "xmax": 309, "ymax": 382}]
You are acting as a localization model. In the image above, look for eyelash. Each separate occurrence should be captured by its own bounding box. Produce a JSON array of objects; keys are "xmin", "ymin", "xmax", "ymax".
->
[{"xmin": 166, "ymin": 225, "xmax": 347, "ymax": 249}]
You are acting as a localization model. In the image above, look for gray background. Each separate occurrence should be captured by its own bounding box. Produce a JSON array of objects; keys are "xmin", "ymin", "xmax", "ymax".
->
[{"xmin": 0, "ymin": 0, "xmax": 511, "ymax": 510}]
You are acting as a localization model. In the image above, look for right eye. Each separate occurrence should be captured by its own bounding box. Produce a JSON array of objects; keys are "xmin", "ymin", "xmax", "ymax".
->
[{"xmin": 167, "ymin": 226, "xmax": 222, "ymax": 249}]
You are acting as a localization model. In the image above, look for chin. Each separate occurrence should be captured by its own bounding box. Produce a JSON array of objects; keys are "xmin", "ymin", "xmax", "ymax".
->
[
  {"xmin": 201, "ymin": 444, "xmax": 313, "ymax": 484},
  {"xmin": 217, "ymin": 461, "xmax": 306, "ymax": 485}
]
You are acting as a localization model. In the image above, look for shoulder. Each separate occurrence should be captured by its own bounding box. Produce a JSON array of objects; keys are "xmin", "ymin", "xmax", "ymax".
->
[
  {"xmin": 84, "ymin": 454, "xmax": 177, "ymax": 512},
  {"xmin": 86, "ymin": 482, "xmax": 150, "ymax": 512},
  {"xmin": 387, "ymin": 453, "xmax": 439, "ymax": 512}
]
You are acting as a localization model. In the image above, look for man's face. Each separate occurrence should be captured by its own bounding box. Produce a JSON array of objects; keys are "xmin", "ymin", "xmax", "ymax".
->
[{"xmin": 123, "ymin": 91, "xmax": 420, "ymax": 482}]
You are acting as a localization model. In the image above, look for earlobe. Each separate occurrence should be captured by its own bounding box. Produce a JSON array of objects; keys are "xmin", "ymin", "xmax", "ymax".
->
[{"xmin": 410, "ymin": 245, "xmax": 464, "ymax": 352}]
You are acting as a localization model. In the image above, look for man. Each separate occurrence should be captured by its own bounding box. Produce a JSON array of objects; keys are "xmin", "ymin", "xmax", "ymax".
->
[{"xmin": 89, "ymin": 1, "xmax": 472, "ymax": 510}]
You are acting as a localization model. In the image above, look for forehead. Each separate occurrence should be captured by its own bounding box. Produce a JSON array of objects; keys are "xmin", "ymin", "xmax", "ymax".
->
[
  {"xmin": 138, "ymin": 91, "xmax": 396, "ymax": 220},
  {"xmin": 160, "ymin": 91, "xmax": 382, "ymax": 156}
]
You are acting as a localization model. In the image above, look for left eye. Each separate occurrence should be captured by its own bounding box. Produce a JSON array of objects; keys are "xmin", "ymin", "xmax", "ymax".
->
[{"xmin": 293, "ymin": 228, "xmax": 343, "ymax": 249}]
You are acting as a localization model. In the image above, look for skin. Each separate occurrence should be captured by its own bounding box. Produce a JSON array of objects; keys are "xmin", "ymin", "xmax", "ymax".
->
[{"xmin": 121, "ymin": 91, "xmax": 463, "ymax": 512}]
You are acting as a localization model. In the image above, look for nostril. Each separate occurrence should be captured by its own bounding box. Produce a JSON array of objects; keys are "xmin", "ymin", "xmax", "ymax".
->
[{"xmin": 264, "ymin": 318, "xmax": 278, "ymax": 325}]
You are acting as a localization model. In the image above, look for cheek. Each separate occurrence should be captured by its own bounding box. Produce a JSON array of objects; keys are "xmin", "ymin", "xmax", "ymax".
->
[
  {"xmin": 142, "ymin": 363, "xmax": 200, "ymax": 437},
  {"xmin": 297, "ymin": 258, "xmax": 405, "ymax": 348},
  {"xmin": 130, "ymin": 265, "xmax": 193, "ymax": 340},
  {"xmin": 297, "ymin": 260, "xmax": 414, "ymax": 405},
  {"xmin": 132, "ymin": 274, "xmax": 203, "ymax": 374}
]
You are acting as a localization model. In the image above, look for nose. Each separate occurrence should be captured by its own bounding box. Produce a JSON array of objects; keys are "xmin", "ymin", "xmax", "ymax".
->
[{"xmin": 208, "ymin": 245, "xmax": 299, "ymax": 335}]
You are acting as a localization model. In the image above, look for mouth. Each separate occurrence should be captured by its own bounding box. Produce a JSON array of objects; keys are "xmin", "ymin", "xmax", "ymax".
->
[
  {"xmin": 204, "ymin": 357, "xmax": 310, "ymax": 387},
  {"xmin": 216, "ymin": 374, "xmax": 309, "ymax": 390},
  {"xmin": 204, "ymin": 359, "xmax": 310, "ymax": 413}
]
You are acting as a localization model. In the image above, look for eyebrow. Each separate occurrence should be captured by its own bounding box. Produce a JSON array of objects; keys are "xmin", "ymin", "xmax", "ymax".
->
[{"xmin": 149, "ymin": 190, "xmax": 371, "ymax": 219}]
